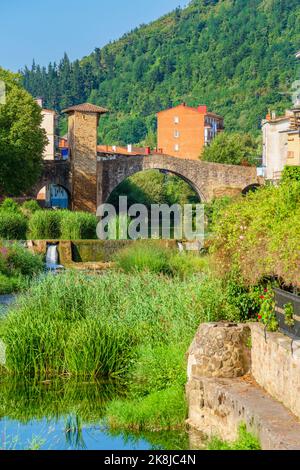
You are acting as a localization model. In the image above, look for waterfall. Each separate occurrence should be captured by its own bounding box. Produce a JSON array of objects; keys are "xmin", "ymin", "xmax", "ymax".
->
[
  {"xmin": 177, "ymin": 242, "xmax": 185, "ymax": 253},
  {"xmin": 46, "ymin": 244, "xmax": 59, "ymax": 269}
]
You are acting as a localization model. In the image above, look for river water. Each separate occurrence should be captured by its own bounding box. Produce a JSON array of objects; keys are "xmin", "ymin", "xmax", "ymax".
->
[
  {"xmin": 0, "ymin": 378, "xmax": 196, "ymax": 451},
  {"xmin": 0, "ymin": 294, "xmax": 203, "ymax": 451}
]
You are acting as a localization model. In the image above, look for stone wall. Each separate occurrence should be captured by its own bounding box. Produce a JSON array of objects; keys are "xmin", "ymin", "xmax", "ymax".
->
[
  {"xmin": 251, "ymin": 323, "xmax": 300, "ymax": 420},
  {"xmin": 186, "ymin": 322, "xmax": 300, "ymax": 449},
  {"xmin": 97, "ymin": 153, "xmax": 259, "ymax": 205},
  {"xmin": 187, "ymin": 323, "xmax": 251, "ymax": 380}
]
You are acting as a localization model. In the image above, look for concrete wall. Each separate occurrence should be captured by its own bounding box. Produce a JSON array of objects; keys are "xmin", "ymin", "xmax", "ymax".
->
[{"xmin": 251, "ymin": 323, "xmax": 300, "ymax": 420}]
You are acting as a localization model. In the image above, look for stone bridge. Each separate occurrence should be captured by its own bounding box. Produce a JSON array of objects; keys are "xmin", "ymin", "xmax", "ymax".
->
[
  {"xmin": 28, "ymin": 103, "xmax": 261, "ymax": 212},
  {"xmin": 97, "ymin": 152, "xmax": 259, "ymax": 206}
]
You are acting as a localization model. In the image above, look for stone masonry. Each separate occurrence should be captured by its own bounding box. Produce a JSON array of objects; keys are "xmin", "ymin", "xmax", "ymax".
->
[
  {"xmin": 186, "ymin": 322, "xmax": 300, "ymax": 449},
  {"xmin": 30, "ymin": 102, "xmax": 261, "ymax": 213},
  {"xmin": 187, "ymin": 322, "xmax": 251, "ymax": 379},
  {"xmin": 63, "ymin": 103, "xmax": 108, "ymax": 212},
  {"xmin": 97, "ymin": 153, "xmax": 259, "ymax": 206}
]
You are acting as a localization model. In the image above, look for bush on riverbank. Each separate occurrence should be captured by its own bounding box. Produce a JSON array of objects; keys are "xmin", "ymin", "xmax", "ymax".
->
[
  {"xmin": 0, "ymin": 242, "xmax": 43, "ymax": 294},
  {"xmin": 211, "ymin": 180, "xmax": 300, "ymax": 288},
  {"xmin": 0, "ymin": 212, "xmax": 28, "ymax": 240}
]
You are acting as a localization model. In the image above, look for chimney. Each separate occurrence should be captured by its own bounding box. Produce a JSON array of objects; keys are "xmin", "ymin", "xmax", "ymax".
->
[
  {"xmin": 271, "ymin": 111, "xmax": 276, "ymax": 120},
  {"xmin": 127, "ymin": 144, "xmax": 133, "ymax": 153},
  {"xmin": 198, "ymin": 105, "xmax": 207, "ymax": 114}
]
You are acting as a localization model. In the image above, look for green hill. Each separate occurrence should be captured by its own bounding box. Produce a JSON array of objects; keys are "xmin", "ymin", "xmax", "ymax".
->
[{"xmin": 22, "ymin": 0, "xmax": 300, "ymax": 144}]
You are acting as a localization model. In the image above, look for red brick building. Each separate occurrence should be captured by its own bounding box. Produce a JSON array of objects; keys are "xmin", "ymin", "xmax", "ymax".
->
[{"xmin": 157, "ymin": 103, "xmax": 224, "ymax": 160}]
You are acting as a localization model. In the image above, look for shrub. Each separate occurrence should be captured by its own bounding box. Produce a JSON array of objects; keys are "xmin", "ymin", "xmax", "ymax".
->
[
  {"xmin": 281, "ymin": 165, "xmax": 300, "ymax": 183},
  {"xmin": 0, "ymin": 274, "xmax": 24, "ymax": 295},
  {"xmin": 28, "ymin": 210, "xmax": 61, "ymax": 239},
  {"xmin": 21, "ymin": 200, "xmax": 41, "ymax": 217},
  {"xmin": 0, "ymin": 212, "xmax": 28, "ymax": 239},
  {"xmin": 0, "ymin": 198, "xmax": 20, "ymax": 213},
  {"xmin": 6, "ymin": 243, "xmax": 44, "ymax": 277},
  {"xmin": 60, "ymin": 211, "xmax": 98, "ymax": 240},
  {"xmin": 211, "ymin": 180, "xmax": 300, "ymax": 287}
]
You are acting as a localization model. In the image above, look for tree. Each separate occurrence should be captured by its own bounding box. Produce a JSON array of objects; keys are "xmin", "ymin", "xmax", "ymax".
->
[
  {"xmin": 0, "ymin": 68, "xmax": 47, "ymax": 196},
  {"xmin": 201, "ymin": 132, "xmax": 260, "ymax": 166}
]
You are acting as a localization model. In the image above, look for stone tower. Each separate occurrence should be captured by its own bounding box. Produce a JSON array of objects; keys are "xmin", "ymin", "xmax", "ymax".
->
[{"xmin": 62, "ymin": 103, "xmax": 108, "ymax": 212}]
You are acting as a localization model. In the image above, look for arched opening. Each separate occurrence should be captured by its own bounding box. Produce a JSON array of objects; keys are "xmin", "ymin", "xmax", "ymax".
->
[
  {"xmin": 37, "ymin": 184, "xmax": 69, "ymax": 209},
  {"xmin": 105, "ymin": 169, "xmax": 201, "ymax": 240},
  {"xmin": 242, "ymin": 184, "xmax": 261, "ymax": 196},
  {"xmin": 107, "ymin": 169, "xmax": 201, "ymax": 208}
]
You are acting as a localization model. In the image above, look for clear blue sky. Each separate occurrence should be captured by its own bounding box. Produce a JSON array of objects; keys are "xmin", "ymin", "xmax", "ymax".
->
[{"xmin": 1, "ymin": 0, "xmax": 187, "ymax": 71}]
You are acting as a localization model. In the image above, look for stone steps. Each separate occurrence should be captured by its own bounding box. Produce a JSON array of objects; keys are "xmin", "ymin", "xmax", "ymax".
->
[{"xmin": 187, "ymin": 375, "xmax": 300, "ymax": 450}]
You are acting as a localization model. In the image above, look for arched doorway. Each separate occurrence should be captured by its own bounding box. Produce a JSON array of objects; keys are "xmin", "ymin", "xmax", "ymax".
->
[{"xmin": 37, "ymin": 184, "xmax": 69, "ymax": 209}]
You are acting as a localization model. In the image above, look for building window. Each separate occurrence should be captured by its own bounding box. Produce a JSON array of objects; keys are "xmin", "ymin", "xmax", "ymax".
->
[
  {"xmin": 174, "ymin": 144, "xmax": 179, "ymax": 152},
  {"xmin": 174, "ymin": 116, "xmax": 179, "ymax": 124},
  {"xmin": 174, "ymin": 130, "xmax": 180, "ymax": 138}
]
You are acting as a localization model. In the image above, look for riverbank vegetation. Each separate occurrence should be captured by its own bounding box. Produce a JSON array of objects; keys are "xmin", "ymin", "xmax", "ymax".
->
[
  {"xmin": 0, "ymin": 241, "xmax": 43, "ymax": 295},
  {"xmin": 1, "ymin": 173, "xmax": 299, "ymax": 444},
  {"xmin": 212, "ymin": 178, "xmax": 300, "ymax": 289},
  {"xmin": 0, "ymin": 199, "xmax": 98, "ymax": 240},
  {"xmin": 207, "ymin": 424, "xmax": 260, "ymax": 451}
]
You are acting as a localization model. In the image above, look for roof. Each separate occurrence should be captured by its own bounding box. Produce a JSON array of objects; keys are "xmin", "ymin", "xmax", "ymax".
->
[
  {"xmin": 62, "ymin": 103, "xmax": 108, "ymax": 115},
  {"xmin": 157, "ymin": 103, "xmax": 223, "ymax": 120}
]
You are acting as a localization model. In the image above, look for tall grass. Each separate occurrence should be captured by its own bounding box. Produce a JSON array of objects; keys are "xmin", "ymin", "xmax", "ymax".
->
[
  {"xmin": 1, "ymin": 271, "xmax": 205, "ymax": 379},
  {"xmin": 108, "ymin": 385, "xmax": 187, "ymax": 431},
  {"xmin": 0, "ymin": 212, "xmax": 28, "ymax": 240},
  {"xmin": 28, "ymin": 210, "xmax": 61, "ymax": 239},
  {"xmin": 60, "ymin": 211, "xmax": 98, "ymax": 240},
  {"xmin": 114, "ymin": 240, "xmax": 207, "ymax": 279}
]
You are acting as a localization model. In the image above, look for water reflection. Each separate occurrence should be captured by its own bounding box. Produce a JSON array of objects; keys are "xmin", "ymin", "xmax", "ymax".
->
[{"xmin": 0, "ymin": 377, "xmax": 192, "ymax": 450}]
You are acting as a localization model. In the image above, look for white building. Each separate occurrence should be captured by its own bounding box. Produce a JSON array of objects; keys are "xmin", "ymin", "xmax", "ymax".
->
[
  {"xmin": 261, "ymin": 111, "xmax": 293, "ymax": 180},
  {"xmin": 36, "ymin": 97, "xmax": 57, "ymax": 160}
]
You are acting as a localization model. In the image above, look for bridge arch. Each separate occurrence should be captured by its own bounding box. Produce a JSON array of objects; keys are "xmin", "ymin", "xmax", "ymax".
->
[
  {"xmin": 106, "ymin": 167, "xmax": 205, "ymax": 205},
  {"xmin": 97, "ymin": 154, "xmax": 226, "ymax": 206}
]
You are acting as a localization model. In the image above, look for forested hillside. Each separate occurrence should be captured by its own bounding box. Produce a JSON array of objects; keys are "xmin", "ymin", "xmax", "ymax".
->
[{"xmin": 22, "ymin": 0, "xmax": 300, "ymax": 144}]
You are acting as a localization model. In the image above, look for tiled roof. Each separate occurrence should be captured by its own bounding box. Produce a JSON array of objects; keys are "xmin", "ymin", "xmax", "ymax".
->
[{"xmin": 62, "ymin": 103, "xmax": 108, "ymax": 114}]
